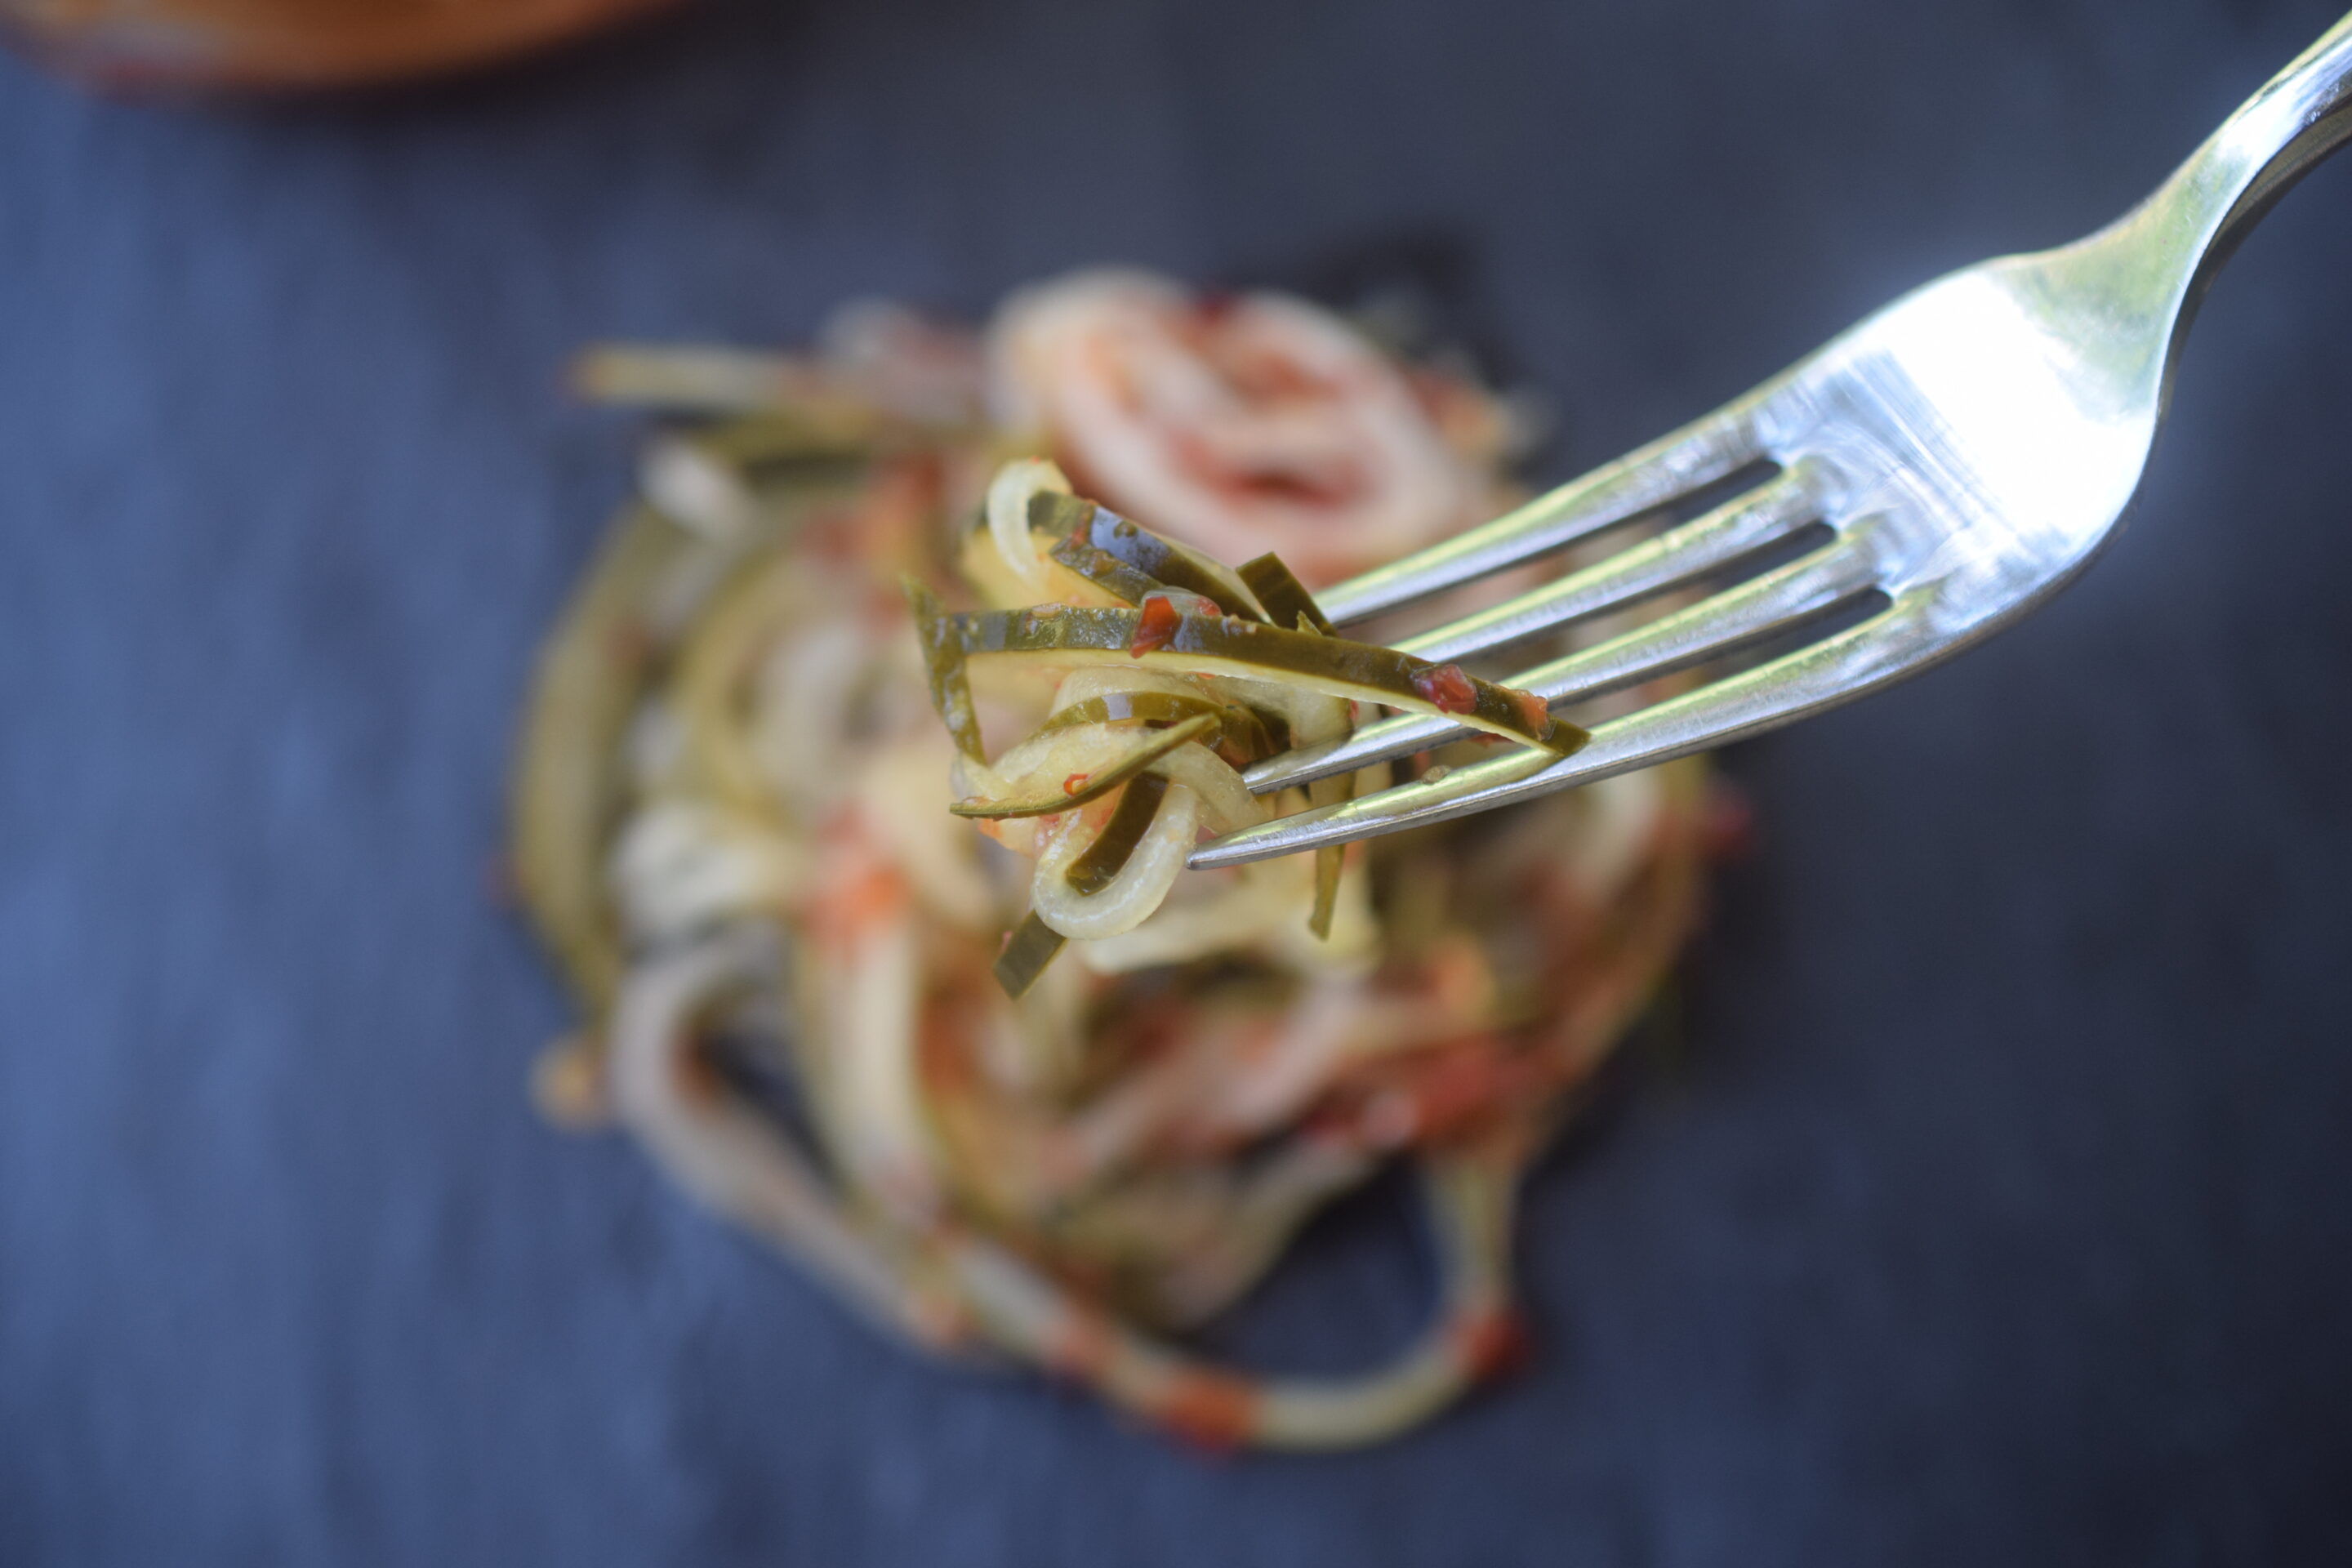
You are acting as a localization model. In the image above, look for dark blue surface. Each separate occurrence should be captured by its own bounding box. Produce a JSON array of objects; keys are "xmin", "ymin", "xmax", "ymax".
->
[{"xmin": 5, "ymin": 1, "xmax": 2351, "ymax": 1561}]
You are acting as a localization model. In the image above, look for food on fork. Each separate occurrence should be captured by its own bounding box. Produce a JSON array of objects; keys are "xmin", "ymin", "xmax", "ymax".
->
[
  {"xmin": 915, "ymin": 459, "xmax": 1580, "ymax": 997},
  {"xmin": 514, "ymin": 269, "xmax": 1720, "ymax": 1448}
]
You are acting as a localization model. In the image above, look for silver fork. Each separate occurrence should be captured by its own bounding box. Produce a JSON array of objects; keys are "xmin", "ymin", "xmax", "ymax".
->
[{"xmin": 1189, "ymin": 11, "xmax": 2352, "ymax": 872}]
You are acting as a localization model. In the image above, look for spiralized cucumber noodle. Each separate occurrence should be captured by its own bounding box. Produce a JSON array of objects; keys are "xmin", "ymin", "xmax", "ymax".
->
[{"xmin": 516, "ymin": 270, "xmax": 1717, "ymax": 1450}]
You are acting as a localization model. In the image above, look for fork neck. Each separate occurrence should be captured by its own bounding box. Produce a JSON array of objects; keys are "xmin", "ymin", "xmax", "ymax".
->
[
  {"xmin": 2066, "ymin": 11, "xmax": 2352, "ymax": 381},
  {"xmin": 2167, "ymin": 11, "xmax": 2352, "ymax": 290}
]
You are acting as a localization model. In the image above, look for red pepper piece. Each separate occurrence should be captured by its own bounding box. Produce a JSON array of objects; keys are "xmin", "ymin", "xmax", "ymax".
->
[
  {"xmin": 1507, "ymin": 686, "xmax": 1551, "ymax": 737},
  {"xmin": 1129, "ymin": 595, "xmax": 1183, "ymax": 657},
  {"xmin": 1450, "ymin": 1306, "xmax": 1534, "ymax": 1383},
  {"xmin": 1044, "ymin": 1310, "xmax": 1116, "ymax": 1383},
  {"xmin": 1410, "ymin": 661, "xmax": 1479, "ymax": 715},
  {"xmin": 1155, "ymin": 1370, "xmax": 1259, "ymax": 1454}
]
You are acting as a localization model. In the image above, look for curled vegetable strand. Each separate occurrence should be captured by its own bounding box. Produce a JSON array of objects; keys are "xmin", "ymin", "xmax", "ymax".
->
[{"xmin": 512, "ymin": 271, "xmax": 1713, "ymax": 1450}]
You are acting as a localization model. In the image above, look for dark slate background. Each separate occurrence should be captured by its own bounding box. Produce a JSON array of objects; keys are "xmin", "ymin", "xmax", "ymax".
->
[{"xmin": 3, "ymin": 1, "xmax": 2349, "ymax": 1561}]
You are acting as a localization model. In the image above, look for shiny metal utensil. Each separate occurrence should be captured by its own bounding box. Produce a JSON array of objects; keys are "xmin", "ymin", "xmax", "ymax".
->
[{"xmin": 1190, "ymin": 11, "xmax": 2352, "ymax": 872}]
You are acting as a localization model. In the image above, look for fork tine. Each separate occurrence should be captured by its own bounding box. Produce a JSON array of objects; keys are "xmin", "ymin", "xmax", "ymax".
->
[
  {"xmin": 1193, "ymin": 589, "xmax": 1924, "ymax": 870},
  {"xmin": 1316, "ymin": 385, "xmax": 1781, "ymax": 625},
  {"xmin": 1393, "ymin": 456, "xmax": 1831, "ymax": 666},
  {"xmin": 1244, "ymin": 519, "xmax": 1884, "ymax": 795}
]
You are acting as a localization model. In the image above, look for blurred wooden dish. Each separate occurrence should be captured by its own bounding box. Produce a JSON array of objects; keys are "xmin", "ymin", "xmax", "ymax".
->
[{"xmin": 1, "ymin": 0, "xmax": 684, "ymax": 91}]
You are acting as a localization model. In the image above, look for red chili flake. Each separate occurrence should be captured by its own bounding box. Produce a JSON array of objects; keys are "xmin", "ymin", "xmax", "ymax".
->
[
  {"xmin": 1062, "ymin": 773, "xmax": 1090, "ymax": 795},
  {"xmin": 1410, "ymin": 662, "xmax": 1480, "ymax": 715},
  {"xmin": 812, "ymin": 863, "xmax": 907, "ymax": 954},
  {"xmin": 1129, "ymin": 595, "xmax": 1183, "ymax": 657},
  {"xmin": 1449, "ymin": 1306, "xmax": 1534, "ymax": 1383},
  {"xmin": 908, "ymin": 1294, "xmax": 973, "ymax": 1353},
  {"xmin": 1192, "ymin": 292, "xmax": 1242, "ymax": 327},
  {"xmin": 1506, "ymin": 686, "xmax": 1552, "ymax": 737},
  {"xmin": 1044, "ymin": 1311, "xmax": 1117, "ymax": 1383},
  {"xmin": 1388, "ymin": 1038, "xmax": 1525, "ymax": 1143},
  {"xmin": 1156, "ymin": 1371, "xmax": 1259, "ymax": 1455}
]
